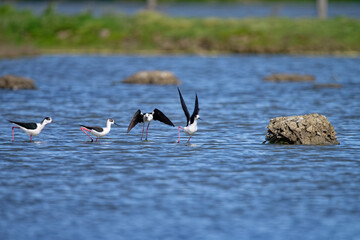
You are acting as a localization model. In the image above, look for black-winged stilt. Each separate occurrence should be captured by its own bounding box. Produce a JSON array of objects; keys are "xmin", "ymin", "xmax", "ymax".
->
[
  {"xmin": 9, "ymin": 117, "xmax": 52, "ymax": 142},
  {"xmin": 81, "ymin": 118, "xmax": 118, "ymax": 142},
  {"xmin": 127, "ymin": 109, "xmax": 175, "ymax": 140},
  {"xmin": 177, "ymin": 88, "xmax": 200, "ymax": 143}
]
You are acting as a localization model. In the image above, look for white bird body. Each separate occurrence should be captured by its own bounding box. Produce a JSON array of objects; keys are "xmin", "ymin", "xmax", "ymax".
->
[
  {"xmin": 143, "ymin": 113, "xmax": 154, "ymax": 122},
  {"xmin": 9, "ymin": 117, "xmax": 52, "ymax": 141},
  {"xmin": 89, "ymin": 120, "xmax": 113, "ymax": 137},
  {"xmin": 81, "ymin": 118, "xmax": 118, "ymax": 142},
  {"xmin": 177, "ymin": 88, "xmax": 200, "ymax": 143},
  {"xmin": 183, "ymin": 118, "xmax": 198, "ymax": 136},
  {"xmin": 18, "ymin": 123, "xmax": 46, "ymax": 136},
  {"xmin": 127, "ymin": 109, "xmax": 175, "ymax": 141}
]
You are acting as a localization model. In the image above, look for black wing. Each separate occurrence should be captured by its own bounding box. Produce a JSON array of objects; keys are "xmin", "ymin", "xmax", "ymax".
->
[
  {"xmin": 153, "ymin": 109, "xmax": 175, "ymax": 127},
  {"xmin": 190, "ymin": 93, "xmax": 200, "ymax": 124},
  {"xmin": 81, "ymin": 125, "xmax": 103, "ymax": 132},
  {"xmin": 127, "ymin": 109, "xmax": 143, "ymax": 133},
  {"xmin": 9, "ymin": 120, "xmax": 37, "ymax": 129},
  {"xmin": 178, "ymin": 88, "xmax": 190, "ymax": 126}
]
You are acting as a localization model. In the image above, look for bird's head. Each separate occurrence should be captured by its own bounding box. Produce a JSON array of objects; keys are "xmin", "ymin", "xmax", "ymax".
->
[
  {"xmin": 42, "ymin": 117, "xmax": 52, "ymax": 125},
  {"xmin": 108, "ymin": 118, "xmax": 119, "ymax": 126}
]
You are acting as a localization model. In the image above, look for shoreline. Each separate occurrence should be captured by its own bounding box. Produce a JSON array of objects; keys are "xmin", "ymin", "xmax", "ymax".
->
[{"xmin": 1, "ymin": 47, "xmax": 359, "ymax": 59}]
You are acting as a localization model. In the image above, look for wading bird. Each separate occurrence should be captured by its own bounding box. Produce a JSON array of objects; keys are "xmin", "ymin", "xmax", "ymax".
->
[
  {"xmin": 127, "ymin": 109, "xmax": 175, "ymax": 140},
  {"xmin": 81, "ymin": 118, "xmax": 118, "ymax": 142},
  {"xmin": 9, "ymin": 117, "xmax": 52, "ymax": 142},
  {"xmin": 177, "ymin": 88, "xmax": 200, "ymax": 143}
]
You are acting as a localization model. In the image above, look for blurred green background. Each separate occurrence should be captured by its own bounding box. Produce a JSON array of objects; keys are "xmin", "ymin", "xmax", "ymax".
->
[{"xmin": 1, "ymin": 0, "xmax": 359, "ymax": 57}]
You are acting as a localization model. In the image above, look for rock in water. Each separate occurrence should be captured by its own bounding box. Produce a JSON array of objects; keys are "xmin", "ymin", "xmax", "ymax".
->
[
  {"xmin": 0, "ymin": 75, "xmax": 37, "ymax": 90},
  {"xmin": 123, "ymin": 71, "xmax": 181, "ymax": 85},
  {"xmin": 313, "ymin": 83, "xmax": 343, "ymax": 89},
  {"xmin": 264, "ymin": 73, "xmax": 315, "ymax": 82},
  {"xmin": 265, "ymin": 113, "xmax": 339, "ymax": 145}
]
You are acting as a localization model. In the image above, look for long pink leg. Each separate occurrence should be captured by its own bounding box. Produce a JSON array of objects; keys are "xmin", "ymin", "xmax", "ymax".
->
[
  {"xmin": 141, "ymin": 122, "xmax": 145, "ymax": 140},
  {"xmin": 95, "ymin": 138, "xmax": 98, "ymax": 142},
  {"xmin": 30, "ymin": 135, "xmax": 32, "ymax": 142},
  {"xmin": 187, "ymin": 136, "xmax": 192, "ymax": 143},
  {"xmin": 145, "ymin": 122, "xmax": 151, "ymax": 140},
  {"xmin": 81, "ymin": 127, "xmax": 94, "ymax": 142},
  {"xmin": 178, "ymin": 127, "xmax": 183, "ymax": 143},
  {"xmin": 11, "ymin": 126, "xmax": 19, "ymax": 141}
]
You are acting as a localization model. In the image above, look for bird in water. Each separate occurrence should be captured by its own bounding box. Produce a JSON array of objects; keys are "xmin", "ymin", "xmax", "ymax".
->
[
  {"xmin": 81, "ymin": 118, "xmax": 118, "ymax": 142},
  {"xmin": 9, "ymin": 117, "xmax": 52, "ymax": 142},
  {"xmin": 177, "ymin": 88, "xmax": 200, "ymax": 143},
  {"xmin": 127, "ymin": 109, "xmax": 175, "ymax": 141}
]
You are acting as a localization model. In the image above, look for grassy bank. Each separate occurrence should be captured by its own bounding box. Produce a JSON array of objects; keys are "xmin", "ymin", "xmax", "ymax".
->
[{"xmin": 1, "ymin": 5, "xmax": 360, "ymax": 56}]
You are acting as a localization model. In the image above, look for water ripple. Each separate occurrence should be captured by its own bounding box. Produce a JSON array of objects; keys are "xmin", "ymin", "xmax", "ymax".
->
[{"xmin": 1, "ymin": 54, "xmax": 360, "ymax": 240}]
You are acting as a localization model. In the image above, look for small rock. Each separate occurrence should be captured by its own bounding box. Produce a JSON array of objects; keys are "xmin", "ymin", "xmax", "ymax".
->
[
  {"xmin": 264, "ymin": 73, "xmax": 315, "ymax": 82},
  {"xmin": 264, "ymin": 113, "xmax": 339, "ymax": 145},
  {"xmin": 0, "ymin": 75, "xmax": 37, "ymax": 90},
  {"xmin": 288, "ymin": 121, "xmax": 297, "ymax": 131},
  {"xmin": 306, "ymin": 126, "xmax": 313, "ymax": 132},
  {"xmin": 123, "ymin": 71, "xmax": 181, "ymax": 85}
]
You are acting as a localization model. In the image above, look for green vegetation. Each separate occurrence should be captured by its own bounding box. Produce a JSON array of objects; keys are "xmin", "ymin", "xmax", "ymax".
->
[{"xmin": 1, "ymin": 4, "xmax": 360, "ymax": 56}]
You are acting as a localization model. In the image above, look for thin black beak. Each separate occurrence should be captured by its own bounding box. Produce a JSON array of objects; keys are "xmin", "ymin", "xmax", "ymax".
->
[{"xmin": 114, "ymin": 122, "xmax": 120, "ymax": 126}]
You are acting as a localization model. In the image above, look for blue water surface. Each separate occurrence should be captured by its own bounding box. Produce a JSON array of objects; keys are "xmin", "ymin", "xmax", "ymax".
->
[
  {"xmin": 0, "ymin": 54, "xmax": 360, "ymax": 240},
  {"xmin": 3, "ymin": 2, "xmax": 360, "ymax": 18}
]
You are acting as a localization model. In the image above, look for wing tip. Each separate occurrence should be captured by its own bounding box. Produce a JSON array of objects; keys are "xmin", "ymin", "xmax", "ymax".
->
[
  {"xmin": 126, "ymin": 123, "xmax": 133, "ymax": 133},
  {"xmin": 177, "ymin": 87, "xmax": 182, "ymax": 96}
]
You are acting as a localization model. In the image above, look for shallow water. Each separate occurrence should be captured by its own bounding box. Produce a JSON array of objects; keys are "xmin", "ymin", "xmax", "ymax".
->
[{"xmin": 0, "ymin": 54, "xmax": 360, "ymax": 239}]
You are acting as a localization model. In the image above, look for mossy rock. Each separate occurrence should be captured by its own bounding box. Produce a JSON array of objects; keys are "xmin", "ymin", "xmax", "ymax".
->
[
  {"xmin": 0, "ymin": 75, "xmax": 37, "ymax": 90},
  {"xmin": 264, "ymin": 113, "xmax": 339, "ymax": 145},
  {"xmin": 123, "ymin": 71, "xmax": 181, "ymax": 85}
]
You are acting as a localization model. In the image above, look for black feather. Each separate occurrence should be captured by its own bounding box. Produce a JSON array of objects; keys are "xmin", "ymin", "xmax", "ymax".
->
[
  {"xmin": 9, "ymin": 120, "xmax": 37, "ymax": 130},
  {"xmin": 127, "ymin": 109, "xmax": 143, "ymax": 133},
  {"xmin": 153, "ymin": 108, "xmax": 175, "ymax": 127},
  {"xmin": 177, "ymin": 88, "xmax": 190, "ymax": 126},
  {"xmin": 190, "ymin": 93, "xmax": 200, "ymax": 124},
  {"xmin": 80, "ymin": 125, "xmax": 103, "ymax": 132}
]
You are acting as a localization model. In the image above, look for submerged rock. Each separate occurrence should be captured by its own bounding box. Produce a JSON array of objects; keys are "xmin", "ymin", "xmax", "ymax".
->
[
  {"xmin": 123, "ymin": 71, "xmax": 181, "ymax": 85},
  {"xmin": 0, "ymin": 75, "xmax": 37, "ymax": 90},
  {"xmin": 264, "ymin": 113, "xmax": 339, "ymax": 145},
  {"xmin": 264, "ymin": 73, "xmax": 315, "ymax": 82},
  {"xmin": 313, "ymin": 83, "xmax": 343, "ymax": 89}
]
